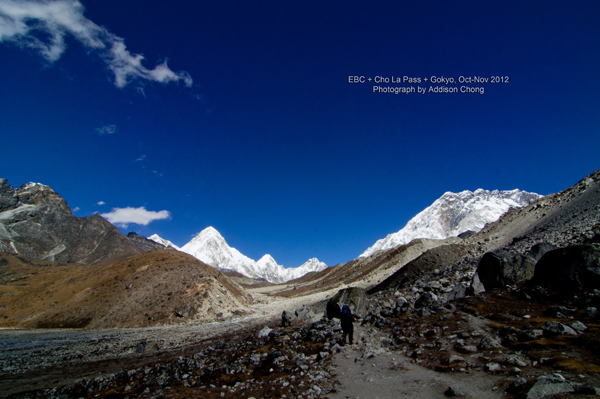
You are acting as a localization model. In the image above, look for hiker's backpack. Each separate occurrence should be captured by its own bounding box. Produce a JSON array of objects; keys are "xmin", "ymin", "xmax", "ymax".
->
[{"xmin": 341, "ymin": 305, "xmax": 351, "ymax": 316}]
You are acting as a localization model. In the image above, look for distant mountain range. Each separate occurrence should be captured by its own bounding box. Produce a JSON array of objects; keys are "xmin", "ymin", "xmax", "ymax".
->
[
  {"xmin": 0, "ymin": 177, "xmax": 542, "ymax": 286},
  {"xmin": 151, "ymin": 227, "xmax": 328, "ymax": 284},
  {"xmin": 359, "ymin": 189, "xmax": 542, "ymax": 258}
]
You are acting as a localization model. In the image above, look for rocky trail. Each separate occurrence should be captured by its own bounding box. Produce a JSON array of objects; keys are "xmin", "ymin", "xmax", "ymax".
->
[{"xmin": 2, "ymin": 263, "xmax": 600, "ymax": 399}]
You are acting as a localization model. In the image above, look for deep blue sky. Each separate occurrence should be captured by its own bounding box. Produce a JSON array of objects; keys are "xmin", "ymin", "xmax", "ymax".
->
[{"xmin": 1, "ymin": 1, "xmax": 599, "ymax": 267}]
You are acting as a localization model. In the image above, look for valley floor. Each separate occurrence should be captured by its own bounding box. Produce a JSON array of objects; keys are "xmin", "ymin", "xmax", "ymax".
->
[
  {"xmin": 2, "ymin": 280, "xmax": 600, "ymax": 399},
  {"xmin": 0, "ymin": 284, "xmax": 340, "ymax": 396}
]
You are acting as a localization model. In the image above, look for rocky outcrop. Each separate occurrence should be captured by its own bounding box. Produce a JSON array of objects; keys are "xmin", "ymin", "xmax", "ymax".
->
[
  {"xmin": 529, "ymin": 244, "xmax": 600, "ymax": 291},
  {"xmin": 126, "ymin": 232, "xmax": 174, "ymax": 252},
  {"xmin": 0, "ymin": 178, "xmax": 18, "ymax": 211},
  {"xmin": 326, "ymin": 287, "xmax": 367, "ymax": 318},
  {"xmin": 475, "ymin": 251, "xmax": 536, "ymax": 291},
  {"xmin": 0, "ymin": 180, "xmax": 142, "ymax": 264}
]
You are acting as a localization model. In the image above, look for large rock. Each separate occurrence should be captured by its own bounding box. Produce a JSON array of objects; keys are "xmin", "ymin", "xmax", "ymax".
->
[
  {"xmin": 530, "ymin": 245, "xmax": 600, "ymax": 291},
  {"xmin": 476, "ymin": 251, "xmax": 536, "ymax": 291},
  {"xmin": 326, "ymin": 287, "xmax": 367, "ymax": 319},
  {"xmin": 527, "ymin": 243, "xmax": 558, "ymax": 262}
]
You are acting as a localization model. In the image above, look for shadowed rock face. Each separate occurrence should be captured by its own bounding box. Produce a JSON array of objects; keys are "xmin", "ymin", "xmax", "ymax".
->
[
  {"xmin": 530, "ymin": 244, "xmax": 600, "ymax": 291},
  {"xmin": 0, "ymin": 178, "xmax": 18, "ymax": 211},
  {"xmin": 126, "ymin": 232, "xmax": 174, "ymax": 253},
  {"xmin": 0, "ymin": 180, "xmax": 141, "ymax": 264},
  {"xmin": 476, "ymin": 251, "xmax": 536, "ymax": 291},
  {"xmin": 326, "ymin": 287, "xmax": 367, "ymax": 318}
]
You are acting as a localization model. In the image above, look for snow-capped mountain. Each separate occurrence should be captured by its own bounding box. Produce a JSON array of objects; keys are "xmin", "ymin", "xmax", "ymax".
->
[
  {"xmin": 179, "ymin": 227, "xmax": 327, "ymax": 283},
  {"xmin": 359, "ymin": 189, "xmax": 542, "ymax": 258},
  {"xmin": 148, "ymin": 234, "xmax": 180, "ymax": 250}
]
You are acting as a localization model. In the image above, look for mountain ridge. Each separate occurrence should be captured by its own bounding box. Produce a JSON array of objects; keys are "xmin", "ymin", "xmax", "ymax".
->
[
  {"xmin": 177, "ymin": 227, "xmax": 328, "ymax": 284},
  {"xmin": 359, "ymin": 188, "xmax": 542, "ymax": 258}
]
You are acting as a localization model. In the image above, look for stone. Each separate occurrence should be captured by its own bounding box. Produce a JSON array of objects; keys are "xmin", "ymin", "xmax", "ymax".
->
[
  {"xmin": 517, "ymin": 330, "xmax": 544, "ymax": 342},
  {"xmin": 569, "ymin": 320, "xmax": 587, "ymax": 332},
  {"xmin": 257, "ymin": 326, "xmax": 273, "ymax": 338},
  {"xmin": 456, "ymin": 345, "xmax": 478, "ymax": 354},
  {"xmin": 486, "ymin": 363, "xmax": 501, "ymax": 372},
  {"xmin": 326, "ymin": 287, "xmax": 367, "ymax": 319},
  {"xmin": 295, "ymin": 307, "xmax": 315, "ymax": 321},
  {"xmin": 447, "ymin": 283, "xmax": 469, "ymax": 301},
  {"xmin": 505, "ymin": 355, "xmax": 527, "ymax": 367},
  {"xmin": 444, "ymin": 383, "xmax": 471, "ymax": 397},
  {"xmin": 447, "ymin": 355, "xmax": 465, "ymax": 364},
  {"xmin": 281, "ymin": 310, "xmax": 295, "ymax": 327},
  {"xmin": 478, "ymin": 335, "xmax": 502, "ymax": 350},
  {"xmin": 527, "ymin": 243, "xmax": 558, "ymax": 262},
  {"xmin": 476, "ymin": 251, "xmax": 536, "ymax": 291},
  {"xmin": 470, "ymin": 272, "xmax": 486, "ymax": 295},
  {"xmin": 586, "ymin": 307, "xmax": 598, "ymax": 317},
  {"xmin": 530, "ymin": 245, "xmax": 600, "ymax": 291},
  {"xmin": 526, "ymin": 375, "xmax": 576, "ymax": 399},
  {"xmin": 541, "ymin": 321, "xmax": 578, "ymax": 336},
  {"xmin": 414, "ymin": 292, "xmax": 437, "ymax": 308}
]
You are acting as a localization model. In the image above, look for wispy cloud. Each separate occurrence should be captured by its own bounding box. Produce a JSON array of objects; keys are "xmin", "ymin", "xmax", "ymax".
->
[
  {"xmin": 101, "ymin": 206, "xmax": 171, "ymax": 228},
  {"xmin": 135, "ymin": 154, "xmax": 146, "ymax": 162},
  {"xmin": 97, "ymin": 201, "xmax": 105, "ymax": 205},
  {"xmin": 72, "ymin": 206, "xmax": 80, "ymax": 212},
  {"xmin": 0, "ymin": 0, "xmax": 192, "ymax": 88},
  {"xmin": 95, "ymin": 125, "xmax": 116, "ymax": 135}
]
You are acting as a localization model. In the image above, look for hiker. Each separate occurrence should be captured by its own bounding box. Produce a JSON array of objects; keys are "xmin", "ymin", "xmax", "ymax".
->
[{"xmin": 340, "ymin": 304, "xmax": 356, "ymax": 345}]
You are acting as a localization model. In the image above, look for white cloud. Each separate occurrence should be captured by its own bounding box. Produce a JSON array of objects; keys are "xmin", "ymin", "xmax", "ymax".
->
[
  {"xmin": 101, "ymin": 206, "xmax": 171, "ymax": 227},
  {"xmin": 135, "ymin": 154, "xmax": 146, "ymax": 162},
  {"xmin": 95, "ymin": 125, "xmax": 116, "ymax": 135},
  {"xmin": 72, "ymin": 206, "xmax": 80, "ymax": 212},
  {"xmin": 0, "ymin": 0, "xmax": 192, "ymax": 88},
  {"xmin": 97, "ymin": 201, "xmax": 105, "ymax": 205}
]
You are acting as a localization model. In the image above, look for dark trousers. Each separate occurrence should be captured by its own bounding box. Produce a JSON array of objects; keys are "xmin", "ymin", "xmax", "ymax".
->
[{"xmin": 341, "ymin": 315, "xmax": 354, "ymax": 344}]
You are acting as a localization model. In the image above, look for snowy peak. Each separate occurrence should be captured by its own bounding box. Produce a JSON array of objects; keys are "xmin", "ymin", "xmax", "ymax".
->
[
  {"xmin": 359, "ymin": 188, "xmax": 542, "ymax": 258},
  {"xmin": 180, "ymin": 227, "xmax": 258, "ymax": 279},
  {"xmin": 283, "ymin": 258, "xmax": 328, "ymax": 282},
  {"xmin": 178, "ymin": 227, "xmax": 327, "ymax": 283},
  {"xmin": 148, "ymin": 234, "xmax": 180, "ymax": 250}
]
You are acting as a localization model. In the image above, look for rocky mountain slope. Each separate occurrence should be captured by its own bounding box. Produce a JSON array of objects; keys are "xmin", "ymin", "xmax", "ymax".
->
[
  {"xmin": 0, "ymin": 179, "xmax": 143, "ymax": 264},
  {"xmin": 126, "ymin": 232, "xmax": 176, "ymax": 253},
  {"xmin": 0, "ymin": 250, "xmax": 250, "ymax": 329},
  {"xmin": 1, "ymin": 168, "xmax": 599, "ymax": 399},
  {"xmin": 179, "ymin": 227, "xmax": 328, "ymax": 283},
  {"xmin": 148, "ymin": 234, "xmax": 180, "ymax": 250},
  {"xmin": 360, "ymin": 188, "xmax": 541, "ymax": 258}
]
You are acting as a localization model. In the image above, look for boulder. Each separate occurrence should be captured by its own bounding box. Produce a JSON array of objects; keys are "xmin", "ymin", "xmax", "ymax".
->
[
  {"xmin": 281, "ymin": 310, "xmax": 295, "ymax": 327},
  {"xmin": 257, "ymin": 326, "xmax": 273, "ymax": 338},
  {"xmin": 527, "ymin": 243, "xmax": 557, "ymax": 262},
  {"xmin": 541, "ymin": 321, "xmax": 578, "ymax": 337},
  {"xmin": 414, "ymin": 292, "xmax": 436, "ymax": 308},
  {"xmin": 478, "ymin": 335, "xmax": 502, "ymax": 350},
  {"xmin": 469, "ymin": 272, "xmax": 486, "ymax": 295},
  {"xmin": 447, "ymin": 283, "xmax": 469, "ymax": 301},
  {"xmin": 326, "ymin": 287, "xmax": 367, "ymax": 319},
  {"xmin": 526, "ymin": 375, "xmax": 576, "ymax": 399},
  {"xmin": 476, "ymin": 251, "xmax": 536, "ymax": 291},
  {"xmin": 530, "ymin": 245, "xmax": 600, "ymax": 291},
  {"xmin": 295, "ymin": 306, "xmax": 315, "ymax": 321}
]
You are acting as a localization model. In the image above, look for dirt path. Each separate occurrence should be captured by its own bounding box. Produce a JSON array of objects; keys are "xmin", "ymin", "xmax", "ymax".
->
[{"xmin": 327, "ymin": 323, "xmax": 509, "ymax": 399}]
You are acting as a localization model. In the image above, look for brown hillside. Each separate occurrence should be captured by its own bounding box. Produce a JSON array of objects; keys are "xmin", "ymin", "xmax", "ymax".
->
[
  {"xmin": 0, "ymin": 250, "xmax": 250, "ymax": 329},
  {"xmin": 275, "ymin": 238, "xmax": 458, "ymax": 297}
]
